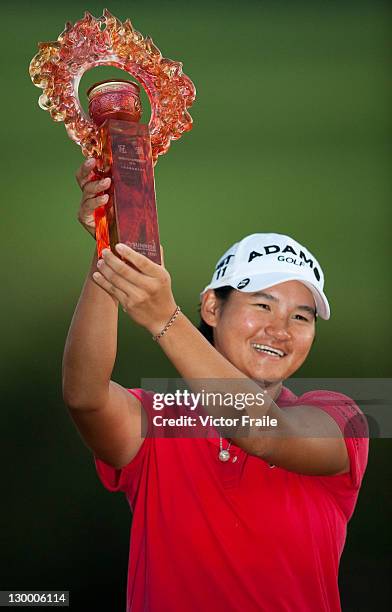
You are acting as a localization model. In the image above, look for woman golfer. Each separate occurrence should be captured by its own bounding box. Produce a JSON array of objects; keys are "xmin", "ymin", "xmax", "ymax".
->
[{"xmin": 63, "ymin": 158, "xmax": 368, "ymax": 612}]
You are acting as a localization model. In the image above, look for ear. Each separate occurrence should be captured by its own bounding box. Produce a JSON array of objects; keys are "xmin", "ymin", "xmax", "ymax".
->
[{"xmin": 200, "ymin": 290, "xmax": 221, "ymax": 327}]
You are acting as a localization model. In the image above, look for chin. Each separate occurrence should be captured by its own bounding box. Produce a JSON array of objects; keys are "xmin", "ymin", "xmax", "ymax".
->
[
  {"xmin": 254, "ymin": 377, "xmax": 284, "ymax": 388},
  {"xmin": 246, "ymin": 369, "xmax": 284, "ymax": 385},
  {"xmin": 249, "ymin": 365, "xmax": 293, "ymax": 386}
]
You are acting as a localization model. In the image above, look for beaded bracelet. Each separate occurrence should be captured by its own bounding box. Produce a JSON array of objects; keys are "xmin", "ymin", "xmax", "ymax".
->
[{"xmin": 152, "ymin": 306, "xmax": 181, "ymax": 341}]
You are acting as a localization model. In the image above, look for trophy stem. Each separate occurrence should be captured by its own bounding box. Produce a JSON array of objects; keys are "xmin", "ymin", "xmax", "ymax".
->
[{"xmin": 88, "ymin": 80, "xmax": 161, "ymax": 264}]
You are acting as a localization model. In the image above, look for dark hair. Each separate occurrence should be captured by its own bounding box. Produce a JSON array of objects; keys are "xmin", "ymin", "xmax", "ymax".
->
[{"xmin": 198, "ymin": 286, "xmax": 234, "ymax": 346}]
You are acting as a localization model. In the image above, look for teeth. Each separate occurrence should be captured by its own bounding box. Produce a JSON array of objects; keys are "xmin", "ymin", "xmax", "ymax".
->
[{"xmin": 252, "ymin": 343, "xmax": 285, "ymax": 357}]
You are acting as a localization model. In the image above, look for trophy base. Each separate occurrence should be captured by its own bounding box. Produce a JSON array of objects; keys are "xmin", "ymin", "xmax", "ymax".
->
[{"xmin": 95, "ymin": 119, "xmax": 161, "ymax": 265}]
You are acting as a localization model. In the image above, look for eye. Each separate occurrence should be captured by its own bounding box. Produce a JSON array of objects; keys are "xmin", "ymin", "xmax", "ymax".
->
[
  {"xmin": 293, "ymin": 314, "xmax": 310, "ymax": 322},
  {"xmin": 255, "ymin": 303, "xmax": 271, "ymax": 310}
]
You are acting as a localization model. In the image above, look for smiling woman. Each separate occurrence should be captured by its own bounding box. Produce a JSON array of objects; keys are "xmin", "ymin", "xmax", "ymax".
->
[
  {"xmin": 62, "ymin": 164, "xmax": 369, "ymax": 612},
  {"xmin": 200, "ymin": 281, "xmax": 317, "ymax": 387}
]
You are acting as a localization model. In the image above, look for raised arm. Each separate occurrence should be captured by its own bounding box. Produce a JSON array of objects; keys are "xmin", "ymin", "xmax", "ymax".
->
[
  {"xmin": 92, "ymin": 244, "xmax": 350, "ymax": 477},
  {"xmin": 62, "ymin": 159, "xmax": 144, "ymax": 469}
]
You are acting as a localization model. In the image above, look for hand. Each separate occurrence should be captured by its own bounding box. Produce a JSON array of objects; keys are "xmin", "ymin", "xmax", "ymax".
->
[
  {"xmin": 75, "ymin": 157, "xmax": 111, "ymax": 238},
  {"xmin": 92, "ymin": 243, "xmax": 178, "ymax": 335}
]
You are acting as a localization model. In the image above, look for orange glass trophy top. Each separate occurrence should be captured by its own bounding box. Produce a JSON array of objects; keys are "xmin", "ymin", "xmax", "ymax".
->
[
  {"xmin": 29, "ymin": 9, "xmax": 196, "ymax": 163},
  {"xmin": 29, "ymin": 10, "xmax": 195, "ymax": 262}
]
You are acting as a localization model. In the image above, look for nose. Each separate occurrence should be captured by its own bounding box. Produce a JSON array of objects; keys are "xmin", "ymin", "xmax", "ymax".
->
[{"xmin": 264, "ymin": 319, "xmax": 291, "ymax": 341}]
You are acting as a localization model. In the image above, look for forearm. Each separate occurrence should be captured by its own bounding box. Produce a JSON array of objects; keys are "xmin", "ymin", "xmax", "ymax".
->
[
  {"xmin": 155, "ymin": 314, "xmax": 349, "ymax": 474},
  {"xmin": 156, "ymin": 313, "xmax": 281, "ymax": 447},
  {"xmin": 157, "ymin": 313, "xmax": 246, "ymax": 380},
  {"xmin": 156, "ymin": 315, "xmax": 350, "ymax": 474},
  {"xmin": 62, "ymin": 249, "xmax": 119, "ymax": 410}
]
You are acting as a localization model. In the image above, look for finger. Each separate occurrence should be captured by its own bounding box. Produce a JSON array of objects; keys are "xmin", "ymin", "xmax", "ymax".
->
[
  {"xmin": 96, "ymin": 256, "xmax": 143, "ymax": 295},
  {"xmin": 92, "ymin": 270, "xmax": 129, "ymax": 304},
  {"xmin": 76, "ymin": 158, "xmax": 96, "ymax": 189},
  {"xmin": 115, "ymin": 243, "xmax": 161, "ymax": 276},
  {"xmin": 101, "ymin": 249, "xmax": 152, "ymax": 289},
  {"xmin": 82, "ymin": 177, "xmax": 111, "ymax": 199},
  {"xmin": 80, "ymin": 193, "xmax": 109, "ymax": 215},
  {"xmin": 93, "ymin": 267, "xmax": 146, "ymax": 306}
]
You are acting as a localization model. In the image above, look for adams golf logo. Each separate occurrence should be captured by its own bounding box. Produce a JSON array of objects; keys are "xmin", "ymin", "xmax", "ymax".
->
[
  {"xmin": 248, "ymin": 244, "xmax": 321, "ymax": 282},
  {"xmin": 215, "ymin": 243, "xmax": 321, "ymax": 282}
]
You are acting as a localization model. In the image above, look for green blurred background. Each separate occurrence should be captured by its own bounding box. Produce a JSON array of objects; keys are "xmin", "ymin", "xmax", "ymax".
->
[{"xmin": 1, "ymin": 0, "xmax": 390, "ymax": 609}]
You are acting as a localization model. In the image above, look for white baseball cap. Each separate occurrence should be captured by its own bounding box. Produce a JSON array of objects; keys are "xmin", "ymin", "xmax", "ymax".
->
[{"xmin": 201, "ymin": 233, "xmax": 330, "ymax": 320}]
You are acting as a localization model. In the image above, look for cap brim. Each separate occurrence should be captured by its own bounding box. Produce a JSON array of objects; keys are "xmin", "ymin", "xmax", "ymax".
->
[{"xmin": 202, "ymin": 272, "xmax": 330, "ymax": 320}]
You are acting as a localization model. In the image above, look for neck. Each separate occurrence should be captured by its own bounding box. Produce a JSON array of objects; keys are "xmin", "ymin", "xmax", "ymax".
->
[{"xmin": 257, "ymin": 379, "xmax": 283, "ymax": 402}]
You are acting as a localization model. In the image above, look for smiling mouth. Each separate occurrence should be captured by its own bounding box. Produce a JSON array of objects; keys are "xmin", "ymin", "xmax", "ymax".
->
[{"xmin": 251, "ymin": 343, "xmax": 287, "ymax": 358}]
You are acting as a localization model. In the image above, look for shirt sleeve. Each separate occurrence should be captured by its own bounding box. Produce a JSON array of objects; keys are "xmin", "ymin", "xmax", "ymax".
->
[
  {"xmin": 299, "ymin": 390, "xmax": 369, "ymax": 489},
  {"xmin": 93, "ymin": 388, "xmax": 154, "ymax": 494}
]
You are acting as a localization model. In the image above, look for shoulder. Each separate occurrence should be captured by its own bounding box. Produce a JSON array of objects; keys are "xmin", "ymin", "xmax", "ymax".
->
[
  {"xmin": 297, "ymin": 389, "xmax": 369, "ymax": 439},
  {"xmin": 297, "ymin": 389, "xmax": 369, "ymax": 489}
]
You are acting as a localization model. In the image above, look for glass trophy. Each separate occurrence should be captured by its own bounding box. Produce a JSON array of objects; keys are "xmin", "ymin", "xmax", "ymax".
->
[{"xmin": 29, "ymin": 9, "xmax": 196, "ymax": 262}]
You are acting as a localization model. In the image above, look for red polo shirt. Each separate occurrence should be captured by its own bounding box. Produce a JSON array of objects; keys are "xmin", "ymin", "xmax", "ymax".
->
[{"xmin": 94, "ymin": 386, "xmax": 368, "ymax": 612}]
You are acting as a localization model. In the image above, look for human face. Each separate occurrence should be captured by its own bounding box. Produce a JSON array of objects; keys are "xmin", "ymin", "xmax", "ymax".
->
[{"xmin": 202, "ymin": 281, "xmax": 316, "ymax": 387}]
